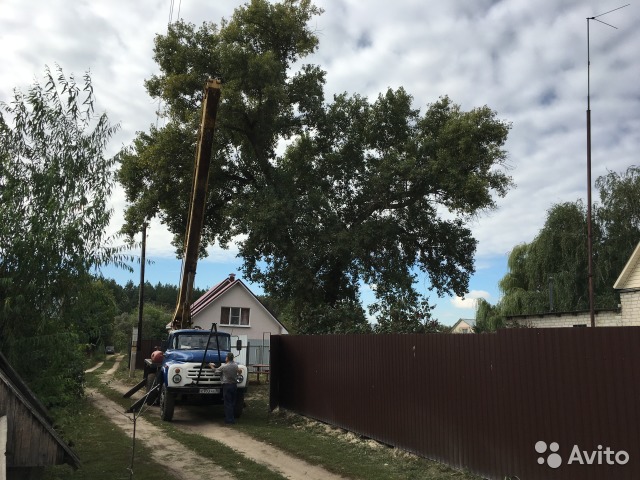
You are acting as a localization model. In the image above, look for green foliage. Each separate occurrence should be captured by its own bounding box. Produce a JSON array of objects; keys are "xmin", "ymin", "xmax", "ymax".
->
[
  {"xmin": 71, "ymin": 279, "xmax": 118, "ymax": 347},
  {"xmin": 473, "ymin": 298, "xmax": 504, "ymax": 332},
  {"xmin": 0, "ymin": 66, "xmax": 120, "ymax": 405},
  {"xmin": 116, "ymin": 0, "xmax": 512, "ymax": 333},
  {"xmin": 112, "ymin": 303, "xmax": 172, "ymax": 351},
  {"xmin": 102, "ymin": 279, "xmax": 207, "ymax": 313},
  {"xmin": 370, "ymin": 286, "xmax": 444, "ymax": 333},
  {"xmin": 499, "ymin": 202, "xmax": 590, "ymax": 316},
  {"xmin": 594, "ymin": 165, "xmax": 640, "ymax": 306},
  {"xmin": 101, "ymin": 278, "xmax": 139, "ymax": 313},
  {"xmin": 11, "ymin": 330, "xmax": 86, "ymax": 407}
]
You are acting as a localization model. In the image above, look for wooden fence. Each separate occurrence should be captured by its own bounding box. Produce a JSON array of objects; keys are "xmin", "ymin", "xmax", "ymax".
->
[{"xmin": 269, "ymin": 328, "xmax": 640, "ymax": 480}]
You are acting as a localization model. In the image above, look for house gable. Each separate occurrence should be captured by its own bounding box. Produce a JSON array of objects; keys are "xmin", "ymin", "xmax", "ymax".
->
[
  {"xmin": 614, "ymin": 242, "xmax": 640, "ymax": 290},
  {"xmin": 450, "ymin": 318, "xmax": 476, "ymax": 333},
  {"xmin": 191, "ymin": 275, "xmax": 288, "ymax": 338}
]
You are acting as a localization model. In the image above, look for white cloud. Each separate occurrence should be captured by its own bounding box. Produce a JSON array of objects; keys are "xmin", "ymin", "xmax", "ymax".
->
[{"xmin": 451, "ymin": 290, "xmax": 491, "ymax": 310}]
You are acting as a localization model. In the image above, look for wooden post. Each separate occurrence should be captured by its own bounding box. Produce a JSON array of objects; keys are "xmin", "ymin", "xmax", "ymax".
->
[{"xmin": 1, "ymin": 415, "xmax": 7, "ymax": 480}]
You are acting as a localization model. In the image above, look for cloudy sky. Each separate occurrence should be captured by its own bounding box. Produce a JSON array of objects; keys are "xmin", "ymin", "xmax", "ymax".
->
[{"xmin": 1, "ymin": 0, "xmax": 638, "ymax": 325}]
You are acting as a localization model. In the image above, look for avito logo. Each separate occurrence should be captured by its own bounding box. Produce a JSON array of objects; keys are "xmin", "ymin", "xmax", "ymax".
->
[
  {"xmin": 536, "ymin": 441, "xmax": 629, "ymax": 469},
  {"xmin": 536, "ymin": 441, "xmax": 562, "ymax": 468}
]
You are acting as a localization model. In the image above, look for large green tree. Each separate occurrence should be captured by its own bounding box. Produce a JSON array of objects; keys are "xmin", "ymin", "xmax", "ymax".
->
[
  {"xmin": 499, "ymin": 201, "xmax": 591, "ymax": 315},
  {"xmin": 0, "ymin": 66, "xmax": 120, "ymax": 405},
  {"xmin": 594, "ymin": 165, "xmax": 640, "ymax": 305},
  {"xmin": 117, "ymin": 0, "xmax": 512, "ymax": 333}
]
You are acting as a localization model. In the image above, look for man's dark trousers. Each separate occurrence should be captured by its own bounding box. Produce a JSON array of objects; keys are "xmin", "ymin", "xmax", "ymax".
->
[{"xmin": 223, "ymin": 383, "xmax": 237, "ymax": 424}]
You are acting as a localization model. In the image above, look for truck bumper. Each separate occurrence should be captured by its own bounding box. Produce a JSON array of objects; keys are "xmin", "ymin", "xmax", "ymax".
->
[
  {"xmin": 167, "ymin": 385, "xmax": 224, "ymax": 395},
  {"xmin": 166, "ymin": 385, "xmax": 247, "ymax": 404}
]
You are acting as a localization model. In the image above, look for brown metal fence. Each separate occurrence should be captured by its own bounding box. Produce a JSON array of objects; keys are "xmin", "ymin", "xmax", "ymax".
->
[{"xmin": 270, "ymin": 327, "xmax": 640, "ymax": 480}]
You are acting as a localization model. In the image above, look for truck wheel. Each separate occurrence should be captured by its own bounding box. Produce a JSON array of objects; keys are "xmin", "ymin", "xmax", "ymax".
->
[
  {"xmin": 160, "ymin": 384, "xmax": 175, "ymax": 421},
  {"xmin": 234, "ymin": 391, "xmax": 245, "ymax": 418},
  {"xmin": 145, "ymin": 373, "xmax": 159, "ymax": 405}
]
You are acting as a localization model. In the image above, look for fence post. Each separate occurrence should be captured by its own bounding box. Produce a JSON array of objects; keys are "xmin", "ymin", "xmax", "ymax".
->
[{"xmin": 1, "ymin": 415, "xmax": 7, "ymax": 480}]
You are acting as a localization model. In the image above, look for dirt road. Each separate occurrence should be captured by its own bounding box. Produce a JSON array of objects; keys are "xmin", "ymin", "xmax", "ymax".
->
[
  {"xmin": 87, "ymin": 388, "xmax": 234, "ymax": 479},
  {"xmin": 89, "ymin": 355, "xmax": 345, "ymax": 480}
]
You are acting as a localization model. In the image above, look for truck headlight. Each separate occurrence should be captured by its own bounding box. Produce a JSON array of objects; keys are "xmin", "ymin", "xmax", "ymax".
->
[
  {"xmin": 236, "ymin": 374, "xmax": 244, "ymax": 384},
  {"xmin": 172, "ymin": 374, "xmax": 182, "ymax": 384}
]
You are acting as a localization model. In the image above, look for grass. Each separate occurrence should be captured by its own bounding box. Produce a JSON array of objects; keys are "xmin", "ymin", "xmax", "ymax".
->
[
  {"xmin": 46, "ymin": 354, "xmax": 481, "ymax": 480},
  {"xmin": 42, "ymin": 396, "xmax": 177, "ymax": 480},
  {"xmin": 232, "ymin": 386, "xmax": 480, "ymax": 480}
]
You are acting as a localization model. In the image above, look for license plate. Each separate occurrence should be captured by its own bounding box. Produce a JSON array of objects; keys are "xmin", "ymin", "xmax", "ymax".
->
[{"xmin": 199, "ymin": 388, "xmax": 220, "ymax": 394}]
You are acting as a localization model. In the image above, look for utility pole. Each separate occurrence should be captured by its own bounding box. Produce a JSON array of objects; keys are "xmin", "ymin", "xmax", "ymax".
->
[
  {"xmin": 585, "ymin": 4, "xmax": 629, "ymax": 327},
  {"xmin": 130, "ymin": 222, "xmax": 147, "ymax": 375}
]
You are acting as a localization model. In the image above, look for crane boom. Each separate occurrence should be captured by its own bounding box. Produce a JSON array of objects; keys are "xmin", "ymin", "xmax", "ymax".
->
[{"xmin": 171, "ymin": 78, "xmax": 222, "ymax": 330}]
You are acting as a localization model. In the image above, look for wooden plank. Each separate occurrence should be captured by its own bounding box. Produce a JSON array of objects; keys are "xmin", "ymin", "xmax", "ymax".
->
[
  {"xmin": 123, "ymin": 379, "xmax": 146, "ymax": 398},
  {"xmin": 1, "ymin": 415, "xmax": 6, "ymax": 480},
  {"xmin": 126, "ymin": 384, "xmax": 160, "ymax": 413}
]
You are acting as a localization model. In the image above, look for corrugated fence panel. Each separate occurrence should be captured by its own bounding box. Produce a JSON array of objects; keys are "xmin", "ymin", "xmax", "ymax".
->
[{"xmin": 270, "ymin": 328, "xmax": 640, "ymax": 480}]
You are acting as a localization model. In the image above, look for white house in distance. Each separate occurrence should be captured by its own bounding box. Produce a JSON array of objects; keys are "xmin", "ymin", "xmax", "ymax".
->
[
  {"xmin": 190, "ymin": 273, "xmax": 288, "ymax": 365},
  {"xmin": 450, "ymin": 318, "xmax": 476, "ymax": 333}
]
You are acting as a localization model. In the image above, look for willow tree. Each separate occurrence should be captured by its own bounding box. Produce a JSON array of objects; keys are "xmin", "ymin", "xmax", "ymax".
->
[
  {"xmin": 117, "ymin": 0, "xmax": 513, "ymax": 333},
  {"xmin": 499, "ymin": 202, "xmax": 590, "ymax": 316},
  {"xmin": 0, "ymin": 67, "xmax": 120, "ymax": 405}
]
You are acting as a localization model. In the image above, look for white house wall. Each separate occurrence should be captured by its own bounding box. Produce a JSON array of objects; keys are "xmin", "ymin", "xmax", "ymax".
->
[
  {"xmin": 511, "ymin": 309, "xmax": 625, "ymax": 328},
  {"xmin": 626, "ymin": 263, "xmax": 640, "ymax": 289},
  {"xmin": 621, "ymin": 290, "xmax": 640, "ymax": 324},
  {"xmin": 191, "ymin": 284, "xmax": 286, "ymax": 341}
]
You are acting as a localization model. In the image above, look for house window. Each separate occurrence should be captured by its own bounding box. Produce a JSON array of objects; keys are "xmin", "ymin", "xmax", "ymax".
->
[{"xmin": 220, "ymin": 307, "xmax": 250, "ymax": 326}]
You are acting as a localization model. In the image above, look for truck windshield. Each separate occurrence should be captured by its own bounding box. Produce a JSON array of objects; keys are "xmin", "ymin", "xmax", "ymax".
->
[{"xmin": 175, "ymin": 334, "xmax": 230, "ymax": 351}]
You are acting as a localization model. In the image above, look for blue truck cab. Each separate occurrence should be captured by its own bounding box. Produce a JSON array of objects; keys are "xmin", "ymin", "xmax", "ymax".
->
[{"xmin": 145, "ymin": 329, "xmax": 248, "ymax": 421}]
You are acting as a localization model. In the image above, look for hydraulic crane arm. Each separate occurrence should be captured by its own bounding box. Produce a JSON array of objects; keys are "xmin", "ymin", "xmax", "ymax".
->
[{"xmin": 171, "ymin": 78, "xmax": 222, "ymax": 330}]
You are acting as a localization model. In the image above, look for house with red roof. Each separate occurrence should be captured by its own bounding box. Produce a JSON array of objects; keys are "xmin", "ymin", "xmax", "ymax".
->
[{"xmin": 190, "ymin": 274, "xmax": 288, "ymax": 365}]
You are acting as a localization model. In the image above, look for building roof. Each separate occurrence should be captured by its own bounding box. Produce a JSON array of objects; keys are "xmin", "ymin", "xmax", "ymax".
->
[
  {"xmin": 0, "ymin": 351, "xmax": 80, "ymax": 469},
  {"xmin": 614, "ymin": 241, "xmax": 640, "ymax": 290},
  {"xmin": 191, "ymin": 274, "xmax": 238, "ymax": 316},
  {"xmin": 450, "ymin": 318, "xmax": 476, "ymax": 330},
  {"xmin": 191, "ymin": 274, "xmax": 288, "ymax": 333}
]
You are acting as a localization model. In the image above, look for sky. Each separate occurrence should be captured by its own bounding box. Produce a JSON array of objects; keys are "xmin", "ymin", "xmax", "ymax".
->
[{"xmin": 1, "ymin": 0, "xmax": 638, "ymax": 326}]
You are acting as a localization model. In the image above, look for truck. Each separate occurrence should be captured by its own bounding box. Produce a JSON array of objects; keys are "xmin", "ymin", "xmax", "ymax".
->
[
  {"xmin": 126, "ymin": 78, "xmax": 248, "ymax": 421},
  {"xmin": 143, "ymin": 327, "xmax": 248, "ymax": 421}
]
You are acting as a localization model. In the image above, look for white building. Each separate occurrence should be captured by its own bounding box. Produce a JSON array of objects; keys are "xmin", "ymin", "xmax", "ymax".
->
[{"xmin": 190, "ymin": 274, "xmax": 288, "ymax": 365}]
